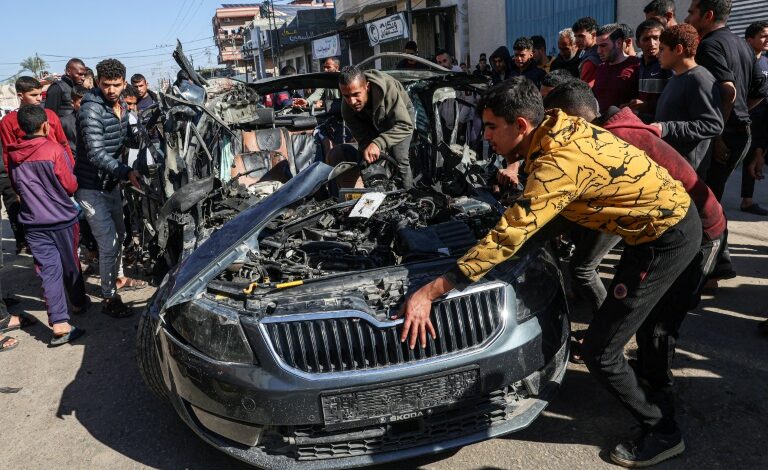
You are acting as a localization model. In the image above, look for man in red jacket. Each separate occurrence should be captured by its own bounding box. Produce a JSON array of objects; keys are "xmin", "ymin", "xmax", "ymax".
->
[
  {"xmin": 544, "ymin": 80, "xmax": 725, "ymax": 466},
  {"xmin": 6, "ymin": 105, "xmax": 87, "ymax": 345},
  {"xmin": 1, "ymin": 76, "xmax": 74, "ymax": 260}
]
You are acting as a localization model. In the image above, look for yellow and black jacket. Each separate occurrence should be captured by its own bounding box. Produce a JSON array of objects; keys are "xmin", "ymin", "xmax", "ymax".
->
[{"xmin": 447, "ymin": 110, "xmax": 691, "ymax": 286}]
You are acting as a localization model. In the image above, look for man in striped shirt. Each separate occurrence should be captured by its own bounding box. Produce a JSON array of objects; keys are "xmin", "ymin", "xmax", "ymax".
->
[{"xmin": 629, "ymin": 18, "xmax": 673, "ymax": 122}]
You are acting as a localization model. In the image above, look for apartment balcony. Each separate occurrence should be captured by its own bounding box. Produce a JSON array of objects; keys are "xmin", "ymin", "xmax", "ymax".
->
[{"xmin": 334, "ymin": 0, "xmax": 397, "ymax": 20}]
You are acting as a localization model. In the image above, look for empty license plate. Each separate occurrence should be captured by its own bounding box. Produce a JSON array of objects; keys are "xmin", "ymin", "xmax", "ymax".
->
[{"xmin": 321, "ymin": 367, "xmax": 480, "ymax": 431}]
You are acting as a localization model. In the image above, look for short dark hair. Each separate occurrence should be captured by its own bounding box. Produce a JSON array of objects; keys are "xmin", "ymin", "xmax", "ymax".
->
[
  {"xmin": 96, "ymin": 58, "xmax": 126, "ymax": 80},
  {"xmin": 130, "ymin": 73, "xmax": 146, "ymax": 84},
  {"xmin": 405, "ymin": 40, "xmax": 418, "ymax": 51},
  {"xmin": 479, "ymin": 53, "xmax": 487, "ymax": 59},
  {"xmin": 619, "ymin": 24, "xmax": 634, "ymax": 41},
  {"xmin": 543, "ymin": 80, "xmax": 599, "ymax": 119},
  {"xmin": 530, "ymin": 35, "xmax": 546, "ymax": 50},
  {"xmin": 513, "ymin": 37, "xmax": 533, "ymax": 51},
  {"xmin": 71, "ymin": 84, "xmax": 88, "ymax": 101},
  {"xmin": 15, "ymin": 76, "xmax": 41, "ymax": 93},
  {"xmin": 636, "ymin": 18, "xmax": 666, "ymax": 40},
  {"xmin": 597, "ymin": 23, "xmax": 626, "ymax": 42},
  {"xmin": 17, "ymin": 104, "xmax": 47, "ymax": 135},
  {"xmin": 572, "ymin": 16, "xmax": 598, "ymax": 33},
  {"xmin": 279, "ymin": 65, "xmax": 296, "ymax": 76},
  {"xmin": 323, "ymin": 56, "xmax": 341, "ymax": 67},
  {"xmin": 696, "ymin": 0, "xmax": 731, "ymax": 23},
  {"xmin": 435, "ymin": 48, "xmax": 451, "ymax": 58},
  {"xmin": 66, "ymin": 58, "xmax": 85, "ymax": 69},
  {"xmin": 477, "ymin": 76, "xmax": 545, "ymax": 126},
  {"xmin": 644, "ymin": 0, "xmax": 676, "ymax": 15},
  {"xmin": 122, "ymin": 84, "xmax": 139, "ymax": 99},
  {"xmin": 745, "ymin": 20, "xmax": 768, "ymax": 39},
  {"xmin": 542, "ymin": 69, "xmax": 578, "ymax": 89},
  {"xmin": 660, "ymin": 23, "xmax": 700, "ymax": 57},
  {"xmin": 338, "ymin": 65, "xmax": 366, "ymax": 86}
]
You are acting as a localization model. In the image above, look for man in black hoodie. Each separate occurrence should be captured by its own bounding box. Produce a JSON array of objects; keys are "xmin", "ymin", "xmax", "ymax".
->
[
  {"xmin": 489, "ymin": 46, "xmax": 514, "ymax": 85},
  {"xmin": 75, "ymin": 59, "xmax": 143, "ymax": 318},
  {"xmin": 45, "ymin": 58, "xmax": 87, "ymax": 119}
]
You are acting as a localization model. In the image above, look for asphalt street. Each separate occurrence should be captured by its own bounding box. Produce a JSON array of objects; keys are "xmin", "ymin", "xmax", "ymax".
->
[{"xmin": 0, "ymin": 171, "xmax": 766, "ymax": 470}]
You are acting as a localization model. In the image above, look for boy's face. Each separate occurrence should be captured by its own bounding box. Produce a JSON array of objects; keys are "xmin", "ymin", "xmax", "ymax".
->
[
  {"xmin": 124, "ymin": 95, "xmax": 138, "ymax": 112},
  {"xmin": 639, "ymin": 28, "xmax": 663, "ymax": 59},
  {"xmin": 482, "ymin": 108, "xmax": 525, "ymax": 159},
  {"xmin": 18, "ymin": 88, "xmax": 43, "ymax": 105},
  {"xmin": 658, "ymin": 43, "xmax": 679, "ymax": 70},
  {"xmin": 574, "ymin": 29, "xmax": 596, "ymax": 49},
  {"xmin": 747, "ymin": 27, "xmax": 768, "ymax": 54},
  {"xmin": 72, "ymin": 97, "xmax": 82, "ymax": 112},
  {"xmin": 514, "ymin": 48, "xmax": 532, "ymax": 69},
  {"xmin": 98, "ymin": 77, "xmax": 126, "ymax": 104}
]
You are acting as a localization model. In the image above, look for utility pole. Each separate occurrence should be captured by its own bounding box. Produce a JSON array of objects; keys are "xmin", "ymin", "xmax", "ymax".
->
[{"xmin": 406, "ymin": 0, "xmax": 413, "ymax": 40}]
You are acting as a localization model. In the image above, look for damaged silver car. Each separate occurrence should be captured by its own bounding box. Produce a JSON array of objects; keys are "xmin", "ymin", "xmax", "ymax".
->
[{"xmin": 135, "ymin": 46, "xmax": 570, "ymax": 469}]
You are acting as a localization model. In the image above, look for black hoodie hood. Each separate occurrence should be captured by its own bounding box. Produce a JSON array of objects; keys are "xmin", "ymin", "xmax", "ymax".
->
[{"xmin": 489, "ymin": 46, "xmax": 513, "ymax": 83}]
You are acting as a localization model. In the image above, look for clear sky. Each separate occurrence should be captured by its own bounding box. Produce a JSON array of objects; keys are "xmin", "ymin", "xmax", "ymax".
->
[{"xmin": 0, "ymin": 0, "xmax": 291, "ymax": 88}]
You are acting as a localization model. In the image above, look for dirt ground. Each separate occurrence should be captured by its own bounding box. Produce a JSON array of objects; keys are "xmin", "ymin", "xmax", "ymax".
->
[{"xmin": 0, "ymin": 172, "xmax": 766, "ymax": 470}]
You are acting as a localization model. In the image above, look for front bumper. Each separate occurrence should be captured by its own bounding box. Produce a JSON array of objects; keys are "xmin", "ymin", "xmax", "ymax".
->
[{"xmin": 152, "ymin": 291, "xmax": 569, "ymax": 469}]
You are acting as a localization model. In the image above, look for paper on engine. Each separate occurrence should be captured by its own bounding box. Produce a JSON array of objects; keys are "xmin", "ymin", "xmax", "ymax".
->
[{"xmin": 349, "ymin": 192, "xmax": 386, "ymax": 218}]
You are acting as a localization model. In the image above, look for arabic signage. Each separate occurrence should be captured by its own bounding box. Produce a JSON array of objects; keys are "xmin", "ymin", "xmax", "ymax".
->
[
  {"xmin": 312, "ymin": 35, "xmax": 340, "ymax": 59},
  {"xmin": 366, "ymin": 12, "xmax": 409, "ymax": 47}
]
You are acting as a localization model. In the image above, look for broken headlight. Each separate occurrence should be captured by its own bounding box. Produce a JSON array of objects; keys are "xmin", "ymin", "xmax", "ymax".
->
[{"xmin": 167, "ymin": 300, "xmax": 254, "ymax": 363}]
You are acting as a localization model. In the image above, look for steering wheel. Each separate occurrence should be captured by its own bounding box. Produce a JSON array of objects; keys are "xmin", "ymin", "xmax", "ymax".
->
[{"xmin": 359, "ymin": 151, "xmax": 399, "ymax": 188}]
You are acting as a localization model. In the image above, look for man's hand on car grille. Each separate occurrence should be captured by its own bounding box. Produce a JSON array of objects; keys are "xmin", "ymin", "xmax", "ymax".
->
[{"xmin": 393, "ymin": 275, "xmax": 454, "ymax": 349}]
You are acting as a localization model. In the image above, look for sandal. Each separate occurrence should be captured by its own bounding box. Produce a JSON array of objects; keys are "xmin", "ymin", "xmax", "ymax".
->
[
  {"xmin": 49, "ymin": 326, "xmax": 85, "ymax": 347},
  {"xmin": 117, "ymin": 277, "xmax": 148, "ymax": 291},
  {"xmin": 0, "ymin": 313, "xmax": 37, "ymax": 334},
  {"xmin": 0, "ymin": 336, "xmax": 19, "ymax": 352}
]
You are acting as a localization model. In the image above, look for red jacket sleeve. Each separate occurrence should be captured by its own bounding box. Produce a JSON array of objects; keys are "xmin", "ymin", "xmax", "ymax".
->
[
  {"xmin": 46, "ymin": 110, "xmax": 74, "ymax": 165},
  {"xmin": 0, "ymin": 115, "xmax": 16, "ymax": 171},
  {"xmin": 53, "ymin": 143, "xmax": 78, "ymax": 195},
  {"xmin": 581, "ymin": 60, "xmax": 598, "ymax": 88}
]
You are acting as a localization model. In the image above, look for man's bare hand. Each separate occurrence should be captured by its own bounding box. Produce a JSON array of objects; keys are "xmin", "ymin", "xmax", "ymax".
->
[
  {"xmin": 626, "ymin": 98, "xmax": 644, "ymax": 110},
  {"xmin": 391, "ymin": 276, "xmax": 454, "ymax": 349},
  {"xmin": 128, "ymin": 170, "xmax": 141, "ymax": 189},
  {"xmin": 292, "ymin": 98, "xmax": 308, "ymax": 107},
  {"xmin": 362, "ymin": 142, "xmax": 381, "ymax": 164},
  {"xmin": 497, "ymin": 160, "xmax": 521, "ymax": 187},
  {"xmin": 748, "ymin": 149, "xmax": 765, "ymax": 180}
]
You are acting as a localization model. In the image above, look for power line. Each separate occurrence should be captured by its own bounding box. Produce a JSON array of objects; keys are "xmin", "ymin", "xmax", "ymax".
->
[
  {"xmin": 36, "ymin": 36, "xmax": 214, "ymax": 61},
  {"xmin": 176, "ymin": 0, "xmax": 206, "ymax": 38},
  {"xmin": 164, "ymin": 0, "xmax": 193, "ymax": 44}
]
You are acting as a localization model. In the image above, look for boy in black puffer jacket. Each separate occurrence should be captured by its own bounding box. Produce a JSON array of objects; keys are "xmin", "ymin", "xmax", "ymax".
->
[{"xmin": 75, "ymin": 59, "xmax": 144, "ymax": 318}]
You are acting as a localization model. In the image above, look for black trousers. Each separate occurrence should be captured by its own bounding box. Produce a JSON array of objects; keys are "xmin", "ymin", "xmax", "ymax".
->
[
  {"xmin": 581, "ymin": 206, "xmax": 702, "ymax": 430},
  {"xmin": 706, "ymin": 128, "xmax": 751, "ymax": 201}
]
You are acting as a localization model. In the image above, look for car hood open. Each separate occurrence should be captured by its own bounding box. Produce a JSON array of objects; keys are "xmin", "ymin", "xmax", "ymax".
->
[{"xmin": 161, "ymin": 162, "xmax": 336, "ymax": 310}]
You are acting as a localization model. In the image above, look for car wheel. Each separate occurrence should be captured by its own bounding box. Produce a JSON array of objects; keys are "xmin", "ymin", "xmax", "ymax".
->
[{"xmin": 137, "ymin": 311, "xmax": 169, "ymax": 401}]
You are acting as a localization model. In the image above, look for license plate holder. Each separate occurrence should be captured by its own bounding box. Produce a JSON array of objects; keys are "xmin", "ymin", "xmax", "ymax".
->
[{"xmin": 320, "ymin": 366, "xmax": 480, "ymax": 431}]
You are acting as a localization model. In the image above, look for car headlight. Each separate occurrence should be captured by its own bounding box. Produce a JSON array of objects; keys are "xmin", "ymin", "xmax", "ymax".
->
[
  {"xmin": 167, "ymin": 300, "xmax": 254, "ymax": 363},
  {"xmin": 513, "ymin": 256, "xmax": 561, "ymax": 323}
]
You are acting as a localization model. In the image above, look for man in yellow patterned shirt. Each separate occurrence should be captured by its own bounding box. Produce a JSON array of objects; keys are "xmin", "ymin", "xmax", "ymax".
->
[{"xmin": 395, "ymin": 77, "xmax": 701, "ymax": 467}]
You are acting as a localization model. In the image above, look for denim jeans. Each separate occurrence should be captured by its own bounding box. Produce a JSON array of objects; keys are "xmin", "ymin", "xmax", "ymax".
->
[{"xmin": 76, "ymin": 187, "xmax": 125, "ymax": 299}]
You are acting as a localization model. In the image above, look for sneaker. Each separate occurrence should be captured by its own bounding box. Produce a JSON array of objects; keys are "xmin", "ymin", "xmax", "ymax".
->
[
  {"xmin": 610, "ymin": 427, "xmax": 685, "ymax": 468},
  {"xmin": 101, "ymin": 296, "xmax": 133, "ymax": 318}
]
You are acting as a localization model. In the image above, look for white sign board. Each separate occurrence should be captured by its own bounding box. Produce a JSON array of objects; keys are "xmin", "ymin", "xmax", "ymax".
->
[
  {"xmin": 366, "ymin": 13, "xmax": 409, "ymax": 47},
  {"xmin": 312, "ymin": 35, "xmax": 340, "ymax": 59}
]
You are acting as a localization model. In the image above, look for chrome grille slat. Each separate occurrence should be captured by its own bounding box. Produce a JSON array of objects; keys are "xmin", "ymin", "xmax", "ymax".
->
[{"xmin": 263, "ymin": 286, "xmax": 505, "ymax": 374}]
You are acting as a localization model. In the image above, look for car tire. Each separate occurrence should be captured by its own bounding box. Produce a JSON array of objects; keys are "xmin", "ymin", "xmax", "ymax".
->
[{"xmin": 137, "ymin": 311, "xmax": 169, "ymax": 402}]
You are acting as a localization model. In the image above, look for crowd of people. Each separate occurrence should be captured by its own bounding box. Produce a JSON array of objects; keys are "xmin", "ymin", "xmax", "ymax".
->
[{"xmin": 0, "ymin": 0, "xmax": 766, "ymax": 467}]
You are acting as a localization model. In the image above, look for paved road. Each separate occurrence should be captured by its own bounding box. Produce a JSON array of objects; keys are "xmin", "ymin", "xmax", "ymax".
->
[{"xmin": 1, "ymin": 173, "xmax": 766, "ymax": 470}]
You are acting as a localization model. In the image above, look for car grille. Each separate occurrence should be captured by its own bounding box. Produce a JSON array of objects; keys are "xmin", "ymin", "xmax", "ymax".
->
[
  {"xmin": 284, "ymin": 384, "xmax": 528, "ymax": 460},
  {"xmin": 261, "ymin": 284, "xmax": 506, "ymax": 374}
]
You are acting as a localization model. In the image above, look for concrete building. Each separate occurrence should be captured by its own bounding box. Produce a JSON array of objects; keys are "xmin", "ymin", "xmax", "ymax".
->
[
  {"xmin": 212, "ymin": 4, "xmax": 262, "ymax": 74},
  {"xmin": 334, "ymin": 0, "xmax": 470, "ymax": 69}
]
